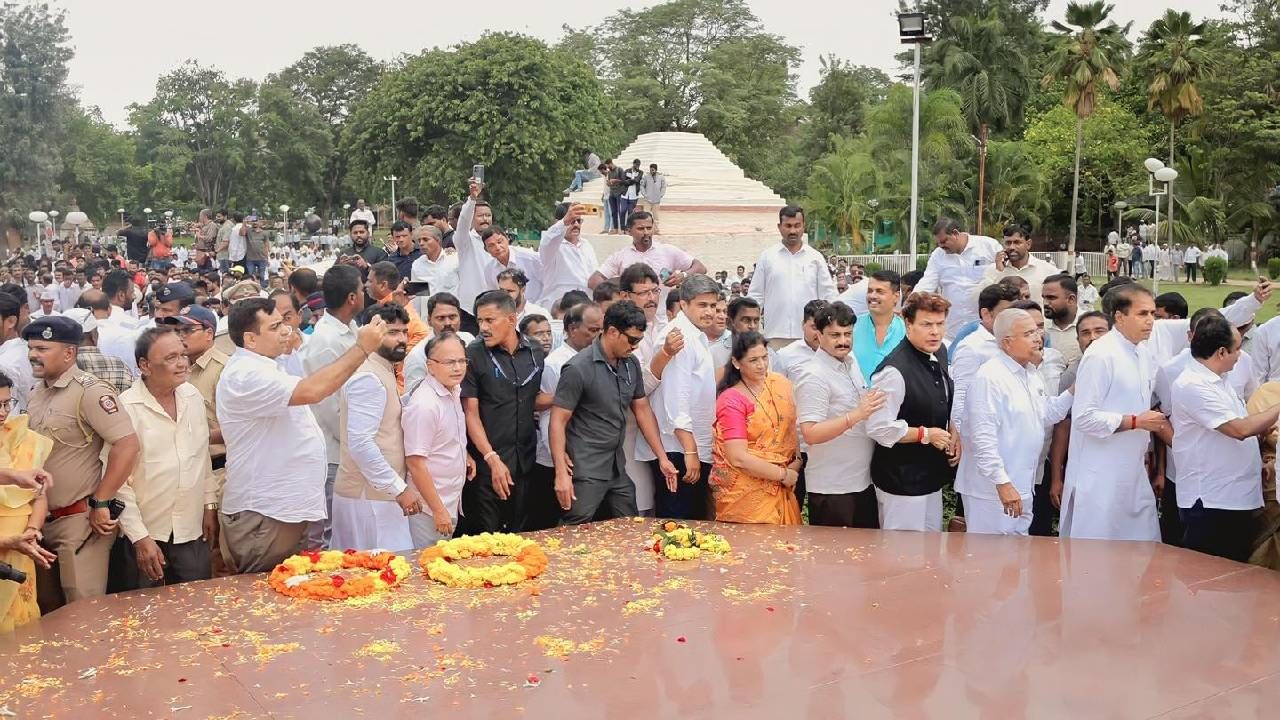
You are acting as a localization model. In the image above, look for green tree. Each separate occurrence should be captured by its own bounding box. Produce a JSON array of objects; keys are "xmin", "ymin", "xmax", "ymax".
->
[
  {"xmin": 59, "ymin": 108, "xmax": 139, "ymax": 224},
  {"xmin": 248, "ymin": 83, "xmax": 332, "ymax": 213},
  {"xmin": 1041, "ymin": 1, "xmax": 1131, "ymax": 253},
  {"xmin": 807, "ymin": 56, "xmax": 889, "ymax": 148},
  {"xmin": 267, "ymin": 45, "xmax": 383, "ymax": 217},
  {"xmin": 0, "ymin": 2, "xmax": 74, "ymax": 223},
  {"xmin": 1024, "ymin": 102, "xmax": 1148, "ymax": 242},
  {"xmin": 343, "ymin": 33, "xmax": 619, "ymax": 230},
  {"xmin": 1136, "ymin": 10, "xmax": 1212, "ymax": 167},
  {"xmin": 982, "ymin": 140, "xmax": 1050, "ymax": 233},
  {"xmin": 802, "ymin": 136, "xmax": 884, "ymax": 249},
  {"xmin": 129, "ymin": 62, "xmax": 257, "ymax": 210}
]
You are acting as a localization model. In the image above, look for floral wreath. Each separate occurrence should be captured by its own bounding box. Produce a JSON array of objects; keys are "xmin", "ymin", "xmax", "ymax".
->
[
  {"xmin": 419, "ymin": 532, "xmax": 549, "ymax": 588},
  {"xmin": 268, "ymin": 549, "xmax": 412, "ymax": 600},
  {"xmin": 649, "ymin": 521, "xmax": 732, "ymax": 560}
]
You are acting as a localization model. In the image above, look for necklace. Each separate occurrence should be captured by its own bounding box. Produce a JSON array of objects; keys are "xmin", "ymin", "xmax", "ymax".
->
[{"xmin": 739, "ymin": 378, "xmax": 781, "ymax": 424}]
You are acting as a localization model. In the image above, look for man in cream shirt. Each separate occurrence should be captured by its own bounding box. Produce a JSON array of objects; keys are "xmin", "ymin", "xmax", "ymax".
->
[{"xmin": 914, "ymin": 217, "xmax": 1002, "ymax": 341}]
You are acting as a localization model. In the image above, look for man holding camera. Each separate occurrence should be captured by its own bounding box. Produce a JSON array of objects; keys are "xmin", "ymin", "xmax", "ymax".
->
[{"xmin": 25, "ymin": 315, "xmax": 140, "ymax": 612}]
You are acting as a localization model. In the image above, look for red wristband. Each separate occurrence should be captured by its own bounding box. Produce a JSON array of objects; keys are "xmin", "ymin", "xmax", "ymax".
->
[
  {"xmin": 1129, "ymin": 415, "xmax": 1137, "ymax": 431},
  {"xmin": 917, "ymin": 426, "xmax": 925, "ymax": 443}
]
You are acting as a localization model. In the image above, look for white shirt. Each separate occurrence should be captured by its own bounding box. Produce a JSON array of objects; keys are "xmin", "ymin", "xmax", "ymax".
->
[
  {"xmin": 957, "ymin": 353, "xmax": 1073, "ymax": 500},
  {"xmin": 341, "ymin": 371, "xmax": 407, "ymax": 497},
  {"xmin": 349, "ymin": 208, "xmax": 376, "ymax": 227},
  {"xmin": 217, "ymin": 348, "xmax": 327, "ymax": 522},
  {"xmin": 228, "ymin": 223, "xmax": 246, "ymax": 262},
  {"xmin": 640, "ymin": 311, "xmax": 715, "ymax": 462},
  {"xmin": 410, "ymin": 251, "xmax": 460, "ymax": 296},
  {"xmin": 299, "ymin": 313, "xmax": 357, "ymax": 464},
  {"xmin": 835, "ymin": 280, "xmax": 868, "ymax": 316},
  {"xmin": 1171, "ymin": 361, "xmax": 1263, "ymax": 511},
  {"xmin": 537, "ymin": 343, "xmax": 581, "ymax": 467},
  {"xmin": 949, "ymin": 324, "xmax": 1000, "ymax": 431},
  {"xmin": 489, "ymin": 246, "xmax": 544, "ymax": 307},
  {"xmin": 1077, "ymin": 284, "xmax": 1099, "ymax": 312},
  {"xmin": 1147, "ymin": 293, "xmax": 1262, "ymax": 370},
  {"xmin": 537, "ymin": 220, "xmax": 598, "ymax": 309},
  {"xmin": 794, "ymin": 349, "xmax": 876, "ymax": 494},
  {"xmin": 403, "ymin": 330, "xmax": 475, "ymax": 396},
  {"xmin": 55, "ymin": 282, "xmax": 83, "ymax": 312},
  {"xmin": 518, "ymin": 301, "xmax": 551, "ymax": 323},
  {"xmin": 452, "ymin": 199, "xmax": 491, "ymax": 312},
  {"xmin": 1183, "ymin": 246, "xmax": 1201, "ymax": 264},
  {"xmin": 402, "ymin": 374, "xmax": 468, "ymax": 523},
  {"xmin": 974, "ymin": 256, "xmax": 1061, "ymax": 307},
  {"xmin": 913, "ymin": 234, "xmax": 1002, "ymax": 338},
  {"xmin": 774, "ymin": 340, "xmax": 817, "ymax": 382},
  {"xmin": 0, "ymin": 338, "xmax": 34, "ymax": 413},
  {"xmin": 1061, "ymin": 330, "xmax": 1159, "ymax": 541},
  {"xmin": 746, "ymin": 242, "xmax": 836, "ymax": 340},
  {"xmin": 96, "ymin": 313, "xmax": 143, "ymax": 378}
]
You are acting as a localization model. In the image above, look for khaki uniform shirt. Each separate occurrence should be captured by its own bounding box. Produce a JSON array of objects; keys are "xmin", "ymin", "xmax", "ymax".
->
[
  {"xmin": 188, "ymin": 346, "xmax": 229, "ymax": 462},
  {"xmin": 28, "ymin": 365, "xmax": 136, "ymax": 510}
]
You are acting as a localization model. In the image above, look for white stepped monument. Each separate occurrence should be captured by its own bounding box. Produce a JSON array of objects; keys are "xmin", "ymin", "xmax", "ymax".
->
[{"xmin": 564, "ymin": 131, "xmax": 786, "ymax": 274}]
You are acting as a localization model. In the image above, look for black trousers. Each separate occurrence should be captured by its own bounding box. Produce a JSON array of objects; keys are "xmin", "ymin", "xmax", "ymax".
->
[
  {"xmin": 111, "ymin": 535, "xmax": 212, "ymax": 591},
  {"xmin": 524, "ymin": 464, "xmax": 563, "ymax": 531},
  {"xmin": 1029, "ymin": 463, "xmax": 1058, "ymax": 537},
  {"xmin": 560, "ymin": 470, "xmax": 638, "ymax": 526},
  {"xmin": 1160, "ymin": 478, "xmax": 1184, "ymax": 547},
  {"xmin": 651, "ymin": 452, "xmax": 709, "ymax": 520},
  {"xmin": 808, "ymin": 487, "xmax": 879, "ymax": 529},
  {"xmin": 1180, "ymin": 500, "xmax": 1255, "ymax": 563},
  {"xmin": 459, "ymin": 460, "xmax": 531, "ymax": 534},
  {"xmin": 1185, "ymin": 263, "xmax": 1198, "ymax": 283}
]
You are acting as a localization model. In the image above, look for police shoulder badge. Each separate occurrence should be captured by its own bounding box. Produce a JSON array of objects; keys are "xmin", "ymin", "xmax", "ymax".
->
[{"xmin": 98, "ymin": 394, "xmax": 119, "ymax": 415}]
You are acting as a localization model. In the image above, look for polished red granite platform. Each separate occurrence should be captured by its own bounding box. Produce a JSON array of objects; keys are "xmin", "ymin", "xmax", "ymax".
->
[{"xmin": 4, "ymin": 520, "xmax": 1280, "ymax": 718}]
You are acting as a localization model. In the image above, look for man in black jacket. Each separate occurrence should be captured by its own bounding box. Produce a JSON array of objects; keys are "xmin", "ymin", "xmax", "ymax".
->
[{"xmin": 864, "ymin": 291, "xmax": 960, "ymax": 531}]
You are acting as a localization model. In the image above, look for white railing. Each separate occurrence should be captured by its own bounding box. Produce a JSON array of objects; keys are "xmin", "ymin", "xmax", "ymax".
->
[{"xmin": 829, "ymin": 251, "xmax": 1125, "ymax": 279}]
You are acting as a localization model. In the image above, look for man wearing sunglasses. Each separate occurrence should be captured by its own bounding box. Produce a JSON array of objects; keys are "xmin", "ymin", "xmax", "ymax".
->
[{"xmin": 549, "ymin": 300, "xmax": 677, "ymax": 524}]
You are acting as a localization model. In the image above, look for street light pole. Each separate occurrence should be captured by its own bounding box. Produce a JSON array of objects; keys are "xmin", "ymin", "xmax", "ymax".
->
[
  {"xmin": 1144, "ymin": 158, "xmax": 1178, "ymax": 294},
  {"xmin": 384, "ymin": 175, "xmax": 399, "ymax": 222},
  {"xmin": 898, "ymin": 12, "xmax": 930, "ymax": 265}
]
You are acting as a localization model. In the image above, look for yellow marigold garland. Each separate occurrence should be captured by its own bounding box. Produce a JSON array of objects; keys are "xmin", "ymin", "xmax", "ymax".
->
[
  {"xmin": 649, "ymin": 521, "xmax": 731, "ymax": 560},
  {"xmin": 267, "ymin": 549, "xmax": 412, "ymax": 600},
  {"xmin": 418, "ymin": 532, "xmax": 549, "ymax": 588}
]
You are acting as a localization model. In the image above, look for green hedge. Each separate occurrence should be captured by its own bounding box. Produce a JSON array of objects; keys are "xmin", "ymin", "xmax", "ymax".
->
[
  {"xmin": 1203, "ymin": 256, "xmax": 1228, "ymax": 286},
  {"xmin": 1268, "ymin": 257, "xmax": 1280, "ymax": 280}
]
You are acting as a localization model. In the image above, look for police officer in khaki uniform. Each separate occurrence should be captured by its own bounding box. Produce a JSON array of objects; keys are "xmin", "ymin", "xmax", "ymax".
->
[{"xmin": 26, "ymin": 315, "xmax": 140, "ymax": 611}]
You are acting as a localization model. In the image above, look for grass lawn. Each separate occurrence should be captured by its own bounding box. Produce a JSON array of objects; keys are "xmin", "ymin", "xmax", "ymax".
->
[{"xmin": 1132, "ymin": 279, "xmax": 1277, "ymax": 324}]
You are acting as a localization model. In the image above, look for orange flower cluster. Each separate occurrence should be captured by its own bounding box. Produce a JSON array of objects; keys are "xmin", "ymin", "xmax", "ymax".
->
[
  {"xmin": 419, "ymin": 533, "xmax": 549, "ymax": 588},
  {"xmin": 267, "ymin": 549, "xmax": 412, "ymax": 600}
]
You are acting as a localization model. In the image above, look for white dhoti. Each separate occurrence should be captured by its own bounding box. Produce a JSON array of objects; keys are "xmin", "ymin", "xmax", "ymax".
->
[
  {"xmin": 624, "ymin": 416, "xmax": 656, "ymax": 514},
  {"xmin": 875, "ymin": 488, "xmax": 943, "ymax": 531},
  {"xmin": 329, "ymin": 495, "xmax": 413, "ymax": 552},
  {"xmin": 961, "ymin": 493, "xmax": 1032, "ymax": 535}
]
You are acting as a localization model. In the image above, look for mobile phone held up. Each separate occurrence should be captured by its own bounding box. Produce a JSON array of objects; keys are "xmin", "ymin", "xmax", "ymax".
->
[{"xmin": 472, "ymin": 164, "xmax": 485, "ymax": 184}]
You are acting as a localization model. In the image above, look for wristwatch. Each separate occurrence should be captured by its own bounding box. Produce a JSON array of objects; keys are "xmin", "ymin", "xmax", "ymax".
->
[
  {"xmin": 204, "ymin": 503, "xmax": 219, "ymax": 511},
  {"xmin": 87, "ymin": 497, "xmax": 112, "ymax": 510}
]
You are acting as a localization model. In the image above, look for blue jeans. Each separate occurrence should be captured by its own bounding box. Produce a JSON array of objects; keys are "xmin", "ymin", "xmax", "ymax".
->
[
  {"xmin": 567, "ymin": 169, "xmax": 595, "ymax": 192},
  {"xmin": 615, "ymin": 197, "xmax": 636, "ymax": 229},
  {"xmin": 245, "ymin": 260, "xmax": 267, "ymax": 283}
]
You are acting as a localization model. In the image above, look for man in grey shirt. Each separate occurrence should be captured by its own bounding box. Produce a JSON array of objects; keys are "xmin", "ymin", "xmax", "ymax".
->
[{"xmin": 549, "ymin": 300, "xmax": 676, "ymax": 524}]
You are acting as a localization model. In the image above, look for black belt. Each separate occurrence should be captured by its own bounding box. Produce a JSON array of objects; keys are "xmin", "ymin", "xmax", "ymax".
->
[{"xmin": 211, "ymin": 455, "xmax": 226, "ymax": 471}]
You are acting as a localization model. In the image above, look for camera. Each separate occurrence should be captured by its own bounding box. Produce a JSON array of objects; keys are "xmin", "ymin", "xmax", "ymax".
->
[{"xmin": 0, "ymin": 561, "xmax": 26, "ymax": 585}]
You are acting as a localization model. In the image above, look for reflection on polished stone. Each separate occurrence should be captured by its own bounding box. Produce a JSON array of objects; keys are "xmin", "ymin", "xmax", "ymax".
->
[{"xmin": 4, "ymin": 520, "xmax": 1279, "ymax": 718}]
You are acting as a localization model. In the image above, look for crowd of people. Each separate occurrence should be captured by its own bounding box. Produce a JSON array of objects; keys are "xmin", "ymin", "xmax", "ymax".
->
[
  {"xmin": 2, "ymin": 172, "xmax": 1279, "ymax": 635},
  {"xmin": 1104, "ymin": 223, "xmax": 1233, "ymax": 284}
]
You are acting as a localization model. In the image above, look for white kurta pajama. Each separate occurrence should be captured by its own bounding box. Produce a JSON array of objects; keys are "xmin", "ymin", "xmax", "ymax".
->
[
  {"xmin": 1061, "ymin": 331, "xmax": 1160, "ymax": 541},
  {"xmin": 958, "ymin": 354, "xmax": 1074, "ymax": 535}
]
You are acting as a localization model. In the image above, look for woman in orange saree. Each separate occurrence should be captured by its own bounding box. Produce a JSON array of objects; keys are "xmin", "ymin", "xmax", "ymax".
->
[{"xmin": 711, "ymin": 331, "xmax": 802, "ymax": 525}]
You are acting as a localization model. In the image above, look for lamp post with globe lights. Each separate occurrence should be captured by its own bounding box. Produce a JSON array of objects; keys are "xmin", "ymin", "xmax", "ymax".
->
[
  {"xmin": 1144, "ymin": 158, "xmax": 1178, "ymax": 293},
  {"xmin": 279, "ymin": 205, "xmax": 290, "ymax": 244},
  {"xmin": 27, "ymin": 211, "xmax": 47, "ymax": 250},
  {"xmin": 66, "ymin": 211, "xmax": 88, "ymax": 245}
]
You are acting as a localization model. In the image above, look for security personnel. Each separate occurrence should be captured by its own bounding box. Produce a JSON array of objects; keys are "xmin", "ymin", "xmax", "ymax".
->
[{"xmin": 26, "ymin": 315, "xmax": 140, "ymax": 611}]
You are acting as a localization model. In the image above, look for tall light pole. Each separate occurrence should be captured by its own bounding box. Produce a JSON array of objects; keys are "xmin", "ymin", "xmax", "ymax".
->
[
  {"xmin": 1112, "ymin": 201, "xmax": 1127, "ymax": 237},
  {"xmin": 1144, "ymin": 158, "xmax": 1178, "ymax": 293},
  {"xmin": 279, "ymin": 204, "xmax": 290, "ymax": 244},
  {"xmin": 898, "ymin": 12, "xmax": 931, "ymax": 265},
  {"xmin": 383, "ymin": 175, "xmax": 399, "ymax": 223},
  {"xmin": 67, "ymin": 211, "xmax": 88, "ymax": 245},
  {"xmin": 27, "ymin": 211, "xmax": 47, "ymax": 250}
]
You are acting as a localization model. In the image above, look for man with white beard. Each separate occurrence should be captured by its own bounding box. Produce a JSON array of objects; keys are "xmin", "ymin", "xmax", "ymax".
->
[{"xmin": 957, "ymin": 308, "xmax": 1074, "ymax": 534}]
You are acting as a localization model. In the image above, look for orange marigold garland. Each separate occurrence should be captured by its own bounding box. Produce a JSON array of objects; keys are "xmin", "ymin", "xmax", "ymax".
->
[
  {"xmin": 268, "ymin": 549, "xmax": 412, "ymax": 600},
  {"xmin": 419, "ymin": 533, "xmax": 549, "ymax": 588}
]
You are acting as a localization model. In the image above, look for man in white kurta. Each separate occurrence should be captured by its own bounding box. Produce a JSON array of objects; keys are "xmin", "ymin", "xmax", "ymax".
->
[
  {"xmin": 537, "ymin": 204, "xmax": 598, "ymax": 309},
  {"xmin": 949, "ymin": 283, "xmax": 1021, "ymax": 432},
  {"xmin": 746, "ymin": 206, "xmax": 836, "ymax": 347},
  {"xmin": 1061, "ymin": 285, "xmax": 1171, "ymax": 541},
  {"xmin": 913, "ymin": 218, "xmax": 1001, "ymax": 341},
  {"xmin": 958, "ymin": 309, "xmax": 1074, "ymax": 535}
]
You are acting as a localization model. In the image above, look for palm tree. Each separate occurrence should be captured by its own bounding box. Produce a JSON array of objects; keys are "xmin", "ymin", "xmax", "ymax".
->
[
  {"xmin": 924, "ymin": 11, "xmax": 1032, "ymax": 232},
  {"xmin": 803, "ymin": 136, "xmax": 885, "ymax": 250},
  {"xmin": 1137, "ymin": 10, "xmax": 1212, "ymax": 167},
  {"xmin": 1041, "ymin": 1, "xmax": 1132, "ymax": 253},
  {"xmin": 982, "ymin": 141, "xmax": 1051, "ymax": 233}
]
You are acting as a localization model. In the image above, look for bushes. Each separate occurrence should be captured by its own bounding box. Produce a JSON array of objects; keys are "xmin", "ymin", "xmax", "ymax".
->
[
  {"xmin": 863, "ymin": 261, "xmax": 883, "ymax": 275},
  {"xmin": 1203, "ymin": 256, "xmax": 1228, "ymax": 286},
  {"xmin": 1268, "ymin": 257, "xmax": 1280, "ymax": 280}
]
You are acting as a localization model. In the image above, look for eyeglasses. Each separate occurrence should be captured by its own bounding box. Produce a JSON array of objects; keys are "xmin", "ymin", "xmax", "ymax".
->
[
  {"xmin": 429, "ymin": 358, "xmax": 468, "ymax": 368},
  {"xmin": 629, "ymin": 288, "xmax": 660, "ymax": 298},
  {"xmin": 624, "ymin": 332, "xmax": 644, "ymax": 347}
]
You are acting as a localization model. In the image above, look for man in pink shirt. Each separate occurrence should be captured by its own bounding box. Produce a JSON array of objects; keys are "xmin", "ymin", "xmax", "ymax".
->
[
  {"xmin": 589, "ymin": 212, "xmax": 707, "ymax": 320},
  {"xmin": 402, "ymin": 332, "xmax": 475, "ymax": 546}
]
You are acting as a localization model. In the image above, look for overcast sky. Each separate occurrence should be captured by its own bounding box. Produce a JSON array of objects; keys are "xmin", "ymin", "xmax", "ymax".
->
[{"xmin": 59, "ymin": 0, "xmax": 1231, "ymax": 127}]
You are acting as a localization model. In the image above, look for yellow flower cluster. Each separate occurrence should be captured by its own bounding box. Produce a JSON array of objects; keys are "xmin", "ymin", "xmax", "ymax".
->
[
  {"xmin": 649, "ymin": 522, "xmax": 731, "ymax": 560},
  {"xmin": 419, "ymin": 532, "xmax": 549, "ymax": 589}
]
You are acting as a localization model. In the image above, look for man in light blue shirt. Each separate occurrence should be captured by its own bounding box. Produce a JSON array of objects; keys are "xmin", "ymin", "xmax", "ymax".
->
[{"xmin": 854, "ymin": 271, "xmax": 907, "ymax": 383}]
